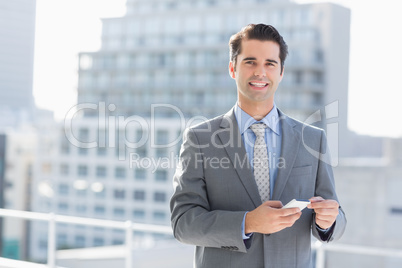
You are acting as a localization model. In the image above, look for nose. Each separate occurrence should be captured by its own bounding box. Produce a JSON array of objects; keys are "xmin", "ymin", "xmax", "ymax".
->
[{"xmin": 254, "ymin": 65, "xmax": 266, "ymax": 77}]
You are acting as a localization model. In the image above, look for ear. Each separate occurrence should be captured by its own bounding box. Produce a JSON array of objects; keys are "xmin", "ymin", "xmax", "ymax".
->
[
  {"xmin": 229, "ymin": 61, "xmax": 236, "ymax": 79},
  {"xmin": 279, "ymin": 66, "xmax": 285, "ymax": 82}
]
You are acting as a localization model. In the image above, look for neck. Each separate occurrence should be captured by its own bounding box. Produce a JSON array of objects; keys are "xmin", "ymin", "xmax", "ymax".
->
[{"xmin": 238, "ymin": 99, "xmax": 274, "ymax": 120}]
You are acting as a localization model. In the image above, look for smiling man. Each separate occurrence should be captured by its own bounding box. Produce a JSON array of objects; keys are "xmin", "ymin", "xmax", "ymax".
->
[{"xmin": 170, "ymin": 24, "xmax": 346, "ymax": 268}]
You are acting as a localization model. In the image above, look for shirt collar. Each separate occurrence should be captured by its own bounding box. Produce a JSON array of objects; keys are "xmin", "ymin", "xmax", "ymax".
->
[{"xmin": 234, "ymin": 103, "xmax": 280, "ymax": 136}]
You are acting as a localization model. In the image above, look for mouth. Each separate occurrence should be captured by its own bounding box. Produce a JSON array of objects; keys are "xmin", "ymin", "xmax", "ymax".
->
[{"xmin": 249, "ymin": 81, "xmax": 269, "ymax": 89}]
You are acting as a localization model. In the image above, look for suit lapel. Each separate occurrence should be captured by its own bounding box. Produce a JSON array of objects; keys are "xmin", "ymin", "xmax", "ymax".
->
[
  {"xmin": 272, "ymin": 111, "xmax": 301, "ymax": 200},
  {"xmin": 217, "ymin": 108, "xmax": 262, "ymax": 207}
]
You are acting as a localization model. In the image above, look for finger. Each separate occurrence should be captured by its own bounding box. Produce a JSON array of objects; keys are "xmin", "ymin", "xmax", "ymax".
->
[
  {"xmin": 279, "ymin": 212, "xmax": 302, "ymax": 226},
  {"xmin": 280, "ymin": 207, "xmax": 301, "ymax": 216},
  {"xmin": 315, "ymin": 221, "xmax": 333, "ymax": 230},
  {"xmin": 309, "ymin": 200, "xmax": 339, "ymax": 209},
  {"xmin": 316, "ymin": 216, "xmax": 336, "ymax": 227},
  {"xmin": 314, "ymin": 208, "xmax": 339, "ymax": 217},
  {"xmin": 309, "ymin": 196, "xmax": 324, "ymax": 203},
  {"xmin": 280, "ymin": 212, "xmax": 302, "ymax": 223},
  {"xmin": 316, "ymin": 214, "xmax": 336, "ymax": 222},
  {"xmin": 263, "ymin": 200, "xmax": 283, "ymax": 208}
]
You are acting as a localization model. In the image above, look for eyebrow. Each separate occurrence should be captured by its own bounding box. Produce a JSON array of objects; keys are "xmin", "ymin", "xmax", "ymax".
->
[{"xmin": 242, "ymin": 57, "xmax": 278, "ymax": 64}]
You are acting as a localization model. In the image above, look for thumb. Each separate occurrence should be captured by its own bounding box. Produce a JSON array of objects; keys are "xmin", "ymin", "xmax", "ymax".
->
[
  {"xmin": 263, "ymin": 200, "xmax": 283, "ymax": 209},
  {"xmin": 309, "ymin": 196, "xmax": 324, "ymax": 203}
]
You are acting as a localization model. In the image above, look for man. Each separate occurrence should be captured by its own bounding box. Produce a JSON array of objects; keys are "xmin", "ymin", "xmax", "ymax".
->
[{"xmin": 170, "ymin": 24, "xmax": 346, "ymax": 268}]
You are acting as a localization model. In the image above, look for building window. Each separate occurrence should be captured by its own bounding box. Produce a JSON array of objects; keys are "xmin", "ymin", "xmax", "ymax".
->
[
  {"xmin": 42, "ymin": 163, "xmax": 52, "ymax": 174},
  {"xmin": 58, "ymin": 223, "xmax": 68, "ymax": 229},
  {"xmin": 294, "ymin": 71, "xmax": 303, "ymax": 85},
  {"xmin": 94, "ymin": 206, "xmax": 105, "ymax": 215},
  {"xmin": 114, "ymin": 189, "xmax": 126, "ymax": 200},
  {"xmin": 58, "ymin": 184, "xmax": 69, "ymax": 195},
  {"xmin": 315, "ymin": 49, "xmax": 323, "ymax": 63},
  {"xmin": 60, "ymin": 164, "xmax": 69, "ymax": 175},
  {"xmin": 113, "ymin": 208, "xmax": 125, "ymax": 217},
  {"xmin": 115, "ymin": 167, "xmax": 126, "ymax": 179},
  {"xmin": 113, "ymin": 229, "xmax": 124, "ymax": 235},
  {"xmin": 133, "ymin": 190, "xmax": 146, "ymax": 201},
  {"xmin": 112, "ymin": 239, "xmax": 124, "ymax": 245},
  {"xmin": 58, "ymin": 203, "xmax": 68, "ymax": 211},
  {"xmin": 313, "ymin": 71, "xmax": 324, "ymax": 84},
  {"xmin": 207, "ymin": 0, "xmax": 216, "ymax": 6},
  {"xmin": 39, "ymin": 239, "xmax": 47, "ymax": 250},
  {"xmin": 77, "ymin": 165, "xmax": 88, "ymax": 177},
  {"xmin": 390, "ymin": 207, "xmax": 402, "ymax": 215},
  {"xmin": 93, "ymin": 237, "xmax": 104, "ymax": 247},
  {"xmin": 78, "ymin": 147, "xmax": 88, "ymax": 155},
  {"xmin": 136, "ymin": 146, "xmax": 147, "ymax": 158},
  {"xmin": 153, "ymin": 192, "xmax": 166, "ymax": 202},
  {"xmin": 156, "ymin": 130, "xmax": 169, "ymax": 145},
  {"xmin": 96, "ymin": 166, "xmax": 107, "ymax": 178},
  {"xmin": 133, "ymin": 209, "xmax": 145, "ymax": 219},
  {"xmin": 155, "ymin": 170, "xmax": 167, "ymax": 182},
  {"xmin": 97, "ymin": 147, "xmax": 107, "ymax": 156},
  {"xmin": 78, "ymin": 128, "xmax": 90, "ymax": 142},
  {"xmin": 60, "ymin": 139, "xmax": 70, "ymax": 155},
  {"xmin": 57, "ymin": 234, "xmax": 68, "ymax": 248},
  {"xmin": 95, "ymin": 188, "xmax": 106, "ymax": 199},
  {"xmin": 115, "ymin": 129, "xmax": 126, "ymax": 158},
  {"xmin": 153, "ymin": 211, "xmax": 166, "ymax": 221},
  {"xmin": 166, "ymin": 1, "xmax": 177, "ymax": 9},
  {"xmin": 135, "ymin": 169, "xmax": 146, "ymax": 180},
  {"xmin": 75, "ymin": 236, "xmax": 86, "ymax": 248},
  {"xmin": 76, "ymin": 205, "xmax": 87, "ymax": 214},
  {"xmin": 155, "ymin": 148, "xmax": 167, "ymax": 158},
  {"xmin": 76, "ymin": 189, "xmax": 87, "ymax": 197}
]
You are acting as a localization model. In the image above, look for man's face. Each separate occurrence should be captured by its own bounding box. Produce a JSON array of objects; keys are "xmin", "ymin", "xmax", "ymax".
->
[{"xmin": 229, "ymin": 39, "xmax": 284, "ymax": 107}]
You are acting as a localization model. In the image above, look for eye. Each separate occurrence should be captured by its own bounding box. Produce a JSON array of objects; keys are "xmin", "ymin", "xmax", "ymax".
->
[{"xmin": 245, "ymin": 61, "xmax": 255, "ymax": 65}]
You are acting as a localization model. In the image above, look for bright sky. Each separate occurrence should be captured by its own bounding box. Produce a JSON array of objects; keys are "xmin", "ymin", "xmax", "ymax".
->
[{"xmin": 33, "ymin": 0, "xmax": 402, "ymax": 138}]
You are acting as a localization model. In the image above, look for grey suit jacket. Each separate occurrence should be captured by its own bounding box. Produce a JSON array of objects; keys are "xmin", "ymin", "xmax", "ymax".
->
[{"xmin": 170, "ymin": 108, "xmax": 346, "ymax": 268}]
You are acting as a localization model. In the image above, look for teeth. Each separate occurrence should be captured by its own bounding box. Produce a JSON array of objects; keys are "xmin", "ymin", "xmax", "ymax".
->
[{"xmin": 250, "ymin": 82, "xmax": 267, "ymax": 87}]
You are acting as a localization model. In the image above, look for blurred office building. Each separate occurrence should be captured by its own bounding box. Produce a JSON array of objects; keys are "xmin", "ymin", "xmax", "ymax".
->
[
  {"xmin": 0, "ymin": 0, "xmax": 37, "ymax": 261},
  {"xmin": 330, "ymin": 138, "xmax": 402, "ymax": 268},
  {"xmin": 29, "ymin": 116, "xmax": 181, "ymax": 261},
  {"xmin": 29, "ymin": 0, "xmax": 353, "ymax": 263},
  {"xmin": 0, "ymin": 0, "xmax": 37, "ymax": 129},
  {"xmin": 0, "ymin": 127, "xmax": 36, "ymax": 260},
  {"xmin": 78, "ymin": 0, "xmax": 350, "ymax": 141},
  {"xmin": 77, "ymin": 0, "xmax": 354, "ymax": 156}
]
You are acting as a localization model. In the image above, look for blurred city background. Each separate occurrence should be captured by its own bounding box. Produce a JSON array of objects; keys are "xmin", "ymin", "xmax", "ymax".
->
[{"xmin": 1, "ymin": 0, "xmax": 402, "ymax": 267}]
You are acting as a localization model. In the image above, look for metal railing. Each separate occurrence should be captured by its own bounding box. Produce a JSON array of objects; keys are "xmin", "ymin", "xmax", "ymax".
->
[
  {"xmin": 1, "ymin": 208, "xmax": 402, "ymax": 268},
  {"xmin": 312, "ymin": 240, "xmax": 402, "ymax": 268},
  {"xmin": 0, "ymin": 208, "xmax": 172, "ymax": 268}
]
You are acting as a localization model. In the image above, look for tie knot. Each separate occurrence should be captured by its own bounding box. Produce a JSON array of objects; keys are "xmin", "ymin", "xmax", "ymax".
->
[{"xmin": 250, "ymin": 123, "xmax": 267, "ymax": 137}]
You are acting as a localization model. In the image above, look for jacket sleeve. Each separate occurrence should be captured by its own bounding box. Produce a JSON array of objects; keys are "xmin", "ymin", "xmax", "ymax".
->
[
  {"xmin": 170, "ymin": 127, "xmax": 249, "ymax": 253},
  {"xmin": 311, "ymin": 130, "xmax": 347, "ymax": 242}
]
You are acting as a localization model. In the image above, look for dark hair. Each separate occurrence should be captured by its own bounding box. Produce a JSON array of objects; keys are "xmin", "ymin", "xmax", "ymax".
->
[{"xmin": 229, "ymin": 24, "xmax": 288, "ymax": 74}]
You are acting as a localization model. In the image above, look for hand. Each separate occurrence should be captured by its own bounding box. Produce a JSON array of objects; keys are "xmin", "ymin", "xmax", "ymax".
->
[
  {"xmin": 307, "ymin": 196, "xmax": 339, "ymax": 230},
  {"xmin": 245, "ymin": 201, "xmax": 302, "ymax": 234}
]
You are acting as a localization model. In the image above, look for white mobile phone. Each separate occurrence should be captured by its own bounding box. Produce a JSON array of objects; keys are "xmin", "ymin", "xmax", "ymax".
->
[{"xmin": 283, "ymin": 199, "xmax": 310, "ymax": 211}]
